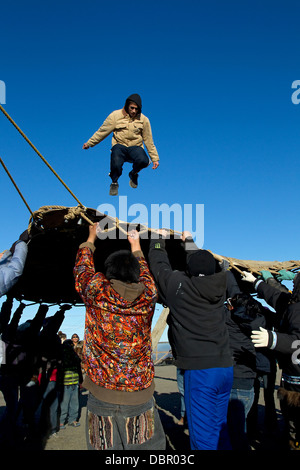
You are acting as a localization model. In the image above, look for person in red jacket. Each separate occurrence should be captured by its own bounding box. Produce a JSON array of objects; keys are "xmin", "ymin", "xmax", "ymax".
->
[{"xmin": 73, "ymin": 224, "xmax": 165, "ymax": 450}]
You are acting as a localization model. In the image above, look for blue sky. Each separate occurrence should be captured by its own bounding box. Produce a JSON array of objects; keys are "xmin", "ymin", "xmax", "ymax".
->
[{"xmin": 1, "ymin": 0, "xmax": 299, "ymax": 340}]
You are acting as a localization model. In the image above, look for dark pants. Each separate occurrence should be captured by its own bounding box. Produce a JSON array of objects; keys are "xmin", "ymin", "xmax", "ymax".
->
[
  {"xmin": 227, "ymin": 386, "xmax": 255, "ymax": 450},
  {"xmin": 247, "ymin": 368, "xmax": 277, "ymax": 435},
  {"xmin": 110, "ymin": 144, "xmax": 150, "ymax": 183},
  {"xmin": 0, "ymin": 374, "xmax": 19, "ymax": 448}
]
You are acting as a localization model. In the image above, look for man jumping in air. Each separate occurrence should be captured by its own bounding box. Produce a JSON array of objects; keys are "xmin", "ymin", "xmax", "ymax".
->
[{"xmin": 83, "ymin": 94, "xmax": 159, "ymax": 196}]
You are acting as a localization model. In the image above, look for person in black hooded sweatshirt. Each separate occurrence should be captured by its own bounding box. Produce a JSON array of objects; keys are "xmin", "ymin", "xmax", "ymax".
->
[
  {"xmin": 148, "ymin": 230, "xmax": 233, "ymax": 450},
  {"xmin": 82, "ymin": 93, "xmax": 159, "ymax": 195}
]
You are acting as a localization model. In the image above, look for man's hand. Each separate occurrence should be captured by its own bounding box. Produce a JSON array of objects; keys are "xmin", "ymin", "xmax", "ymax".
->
[
  {"xmin": 251, "ymin": 327, "xmax": 269, "ymax": 347},
  {"xmin": 259, "ymin": 270, "xmax": 273, "ymax": 281},
  {"xmin": 19, "ymin": 230, "xmax": 30, "ymax": 244},
  {"xmin": 276, "ymin": 269, "xmax": 296, "ymax": 281},
  {"xmin": 219, "ymin": 259, "xmax": 230, "ymax": 271},
  {"xmin": 82, "ymin": 143, "xmax": 90, "ymax": 149},
  {"xmin": 128, "ymin": 229, "xmax": 141, "ymax": 252},
  {"xmin": 152, "ymin": 161, "xmax": 159, "ymax": 169},
  {"xmin": 181, "ymin": 231, "xmax": 192, "ymax": 242},
  {"xmin": 241, "ymin": 271, "xmax": 257, "ymax": 283},
  {"xmin": 155, "ymin": 229, "xmax": 169, "ymax": 238}
]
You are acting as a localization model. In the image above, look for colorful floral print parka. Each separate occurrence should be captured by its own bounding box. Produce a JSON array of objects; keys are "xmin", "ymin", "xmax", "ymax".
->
[{"xmin": 74, "ymin": 245, "xmax": 158, "ymax": 392}]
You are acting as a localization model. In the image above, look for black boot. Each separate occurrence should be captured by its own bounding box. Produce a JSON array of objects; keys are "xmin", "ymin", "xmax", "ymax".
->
[{"xmin": 129, "ymin": 171, "xmax": 138, "ymax": 188}]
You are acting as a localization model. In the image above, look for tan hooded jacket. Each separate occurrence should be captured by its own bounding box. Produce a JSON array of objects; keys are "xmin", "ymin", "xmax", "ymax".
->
[{"xmin": 86, "ymin": 108, "xmax": 159, "ymax": 162}]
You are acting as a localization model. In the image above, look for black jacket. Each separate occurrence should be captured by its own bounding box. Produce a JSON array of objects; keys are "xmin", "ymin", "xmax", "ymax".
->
[
  {"xmin": 148, "ymin": 238, "xmax": 232, "ymax": 370},
  {"xmin": 256, "ymin": 281, "xmax": 300, "ymax": 392},
  {"xmin": 225, "ymin": 307, "xmax": 257, "ymax": 389}
]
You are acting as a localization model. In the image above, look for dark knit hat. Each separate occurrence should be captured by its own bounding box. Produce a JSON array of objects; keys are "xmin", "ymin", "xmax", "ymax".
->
[{"xmin": 187, "ymin": 250, "xmax": 216, "ymax": 277}]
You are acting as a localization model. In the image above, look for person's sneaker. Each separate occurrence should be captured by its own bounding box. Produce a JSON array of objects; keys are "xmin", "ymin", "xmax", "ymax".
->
[
  {"xmin": 129, "ymin": 171, "xmax": 138, "ymax": 188},
  {"xmin": 109, "ymin": 182, "xmax": 119, "ymax": 196}
]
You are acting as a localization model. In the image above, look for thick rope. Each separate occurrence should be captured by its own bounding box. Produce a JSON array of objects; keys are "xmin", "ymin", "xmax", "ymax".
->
[
  {"xmin": 29, "ymin": 206, "xmax": 185, "ymax": 239},
  {"xmin": 0, "ymin": 156, "xmax": 34, "ymax": 217},
  {"xmin": 29, "ymin": 205, "xmax": 95, "ymax": 229},
  {"xmin": 0, "ymin": 104, "xmax": 85, "ymax": 208}
]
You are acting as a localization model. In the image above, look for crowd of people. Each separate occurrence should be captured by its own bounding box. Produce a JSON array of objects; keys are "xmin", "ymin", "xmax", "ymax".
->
[
  {"xmin": 0, "ymin": 293, "xmax": 84, "ymax": 447},
  {"xmin": 0, "ymin": 225, "xmax": 299, "ymax": 451}
]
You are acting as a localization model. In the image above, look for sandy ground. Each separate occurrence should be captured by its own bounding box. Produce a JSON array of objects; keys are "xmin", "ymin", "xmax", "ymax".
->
[{"xmin": 0, "ymin": 363, "xmax": 287, "ymax": 452}]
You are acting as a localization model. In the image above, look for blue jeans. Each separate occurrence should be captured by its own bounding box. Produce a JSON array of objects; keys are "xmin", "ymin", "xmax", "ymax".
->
[
  {"xmin": 227, "ymin": 387, "xmax": 254, "ymax": 450},
  {"xmin": 110, "ymin": 144, "xmax": 150, "ymax": 182},
  {"xmin": 86, "ymin": 393, "xmax": 166, "ymax": 450},
  {"xmin": 60, "ymin": 384, "xmax": 79, "ymax": 424},
  {"xmin": 184, "ymin": 367, "xmax": 233, "ymax": 450},
  {"xmin": 177, "ymin": 368, "xmax": 185, "ymax": 417}
]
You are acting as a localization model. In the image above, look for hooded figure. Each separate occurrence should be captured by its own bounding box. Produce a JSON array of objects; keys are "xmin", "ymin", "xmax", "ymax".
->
[
  {"xmin": 148, "ymin": 231, "xmax": 233, "ymax": 451},
  {"xmin": 82, "ymin": 93, "xmax": 159, "ymax": 195},
  {"xmin": 124, "ymin": 93, "xmax": 142, "ymax": 115}
]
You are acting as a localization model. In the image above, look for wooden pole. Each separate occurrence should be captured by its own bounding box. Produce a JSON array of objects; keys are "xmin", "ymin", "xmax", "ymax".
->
[{"xmin": 152, "ymin": 307, "xmax": 169, "ymax": 351}]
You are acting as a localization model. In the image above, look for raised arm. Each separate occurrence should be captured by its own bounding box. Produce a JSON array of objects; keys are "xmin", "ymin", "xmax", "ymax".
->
[
  {"xmin": 148, "ymin": 230, "xmax": 174, "ymax": 298},
  {"xmin": 83, "ymin": 112, "xmax": 116, "ymax": 149},
  {"xmin": 0, "ymin": 240, "xmax": 28, "ymax": 297},
  {"xmin": 127, "ymin": 230, "xmax": 157, "ymax": 302}
]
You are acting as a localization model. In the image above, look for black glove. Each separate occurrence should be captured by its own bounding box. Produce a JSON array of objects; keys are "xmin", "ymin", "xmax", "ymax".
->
[
  {"xmin": 9, "ymin": 230, "xmax": 30, "ymax": 254},
  {"xmin": 19, "ymin": 230, "xmax": 30, "ymax": 243},
  {"xmin": 219, "ymin": 259, "xmax": 230, "ymax": 271}
]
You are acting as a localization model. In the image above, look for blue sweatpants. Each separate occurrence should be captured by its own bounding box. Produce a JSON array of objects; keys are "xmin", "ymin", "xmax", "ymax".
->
[{"xmin": 184, "ymin": 367, "xmax": 233, "ymax": 450}]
